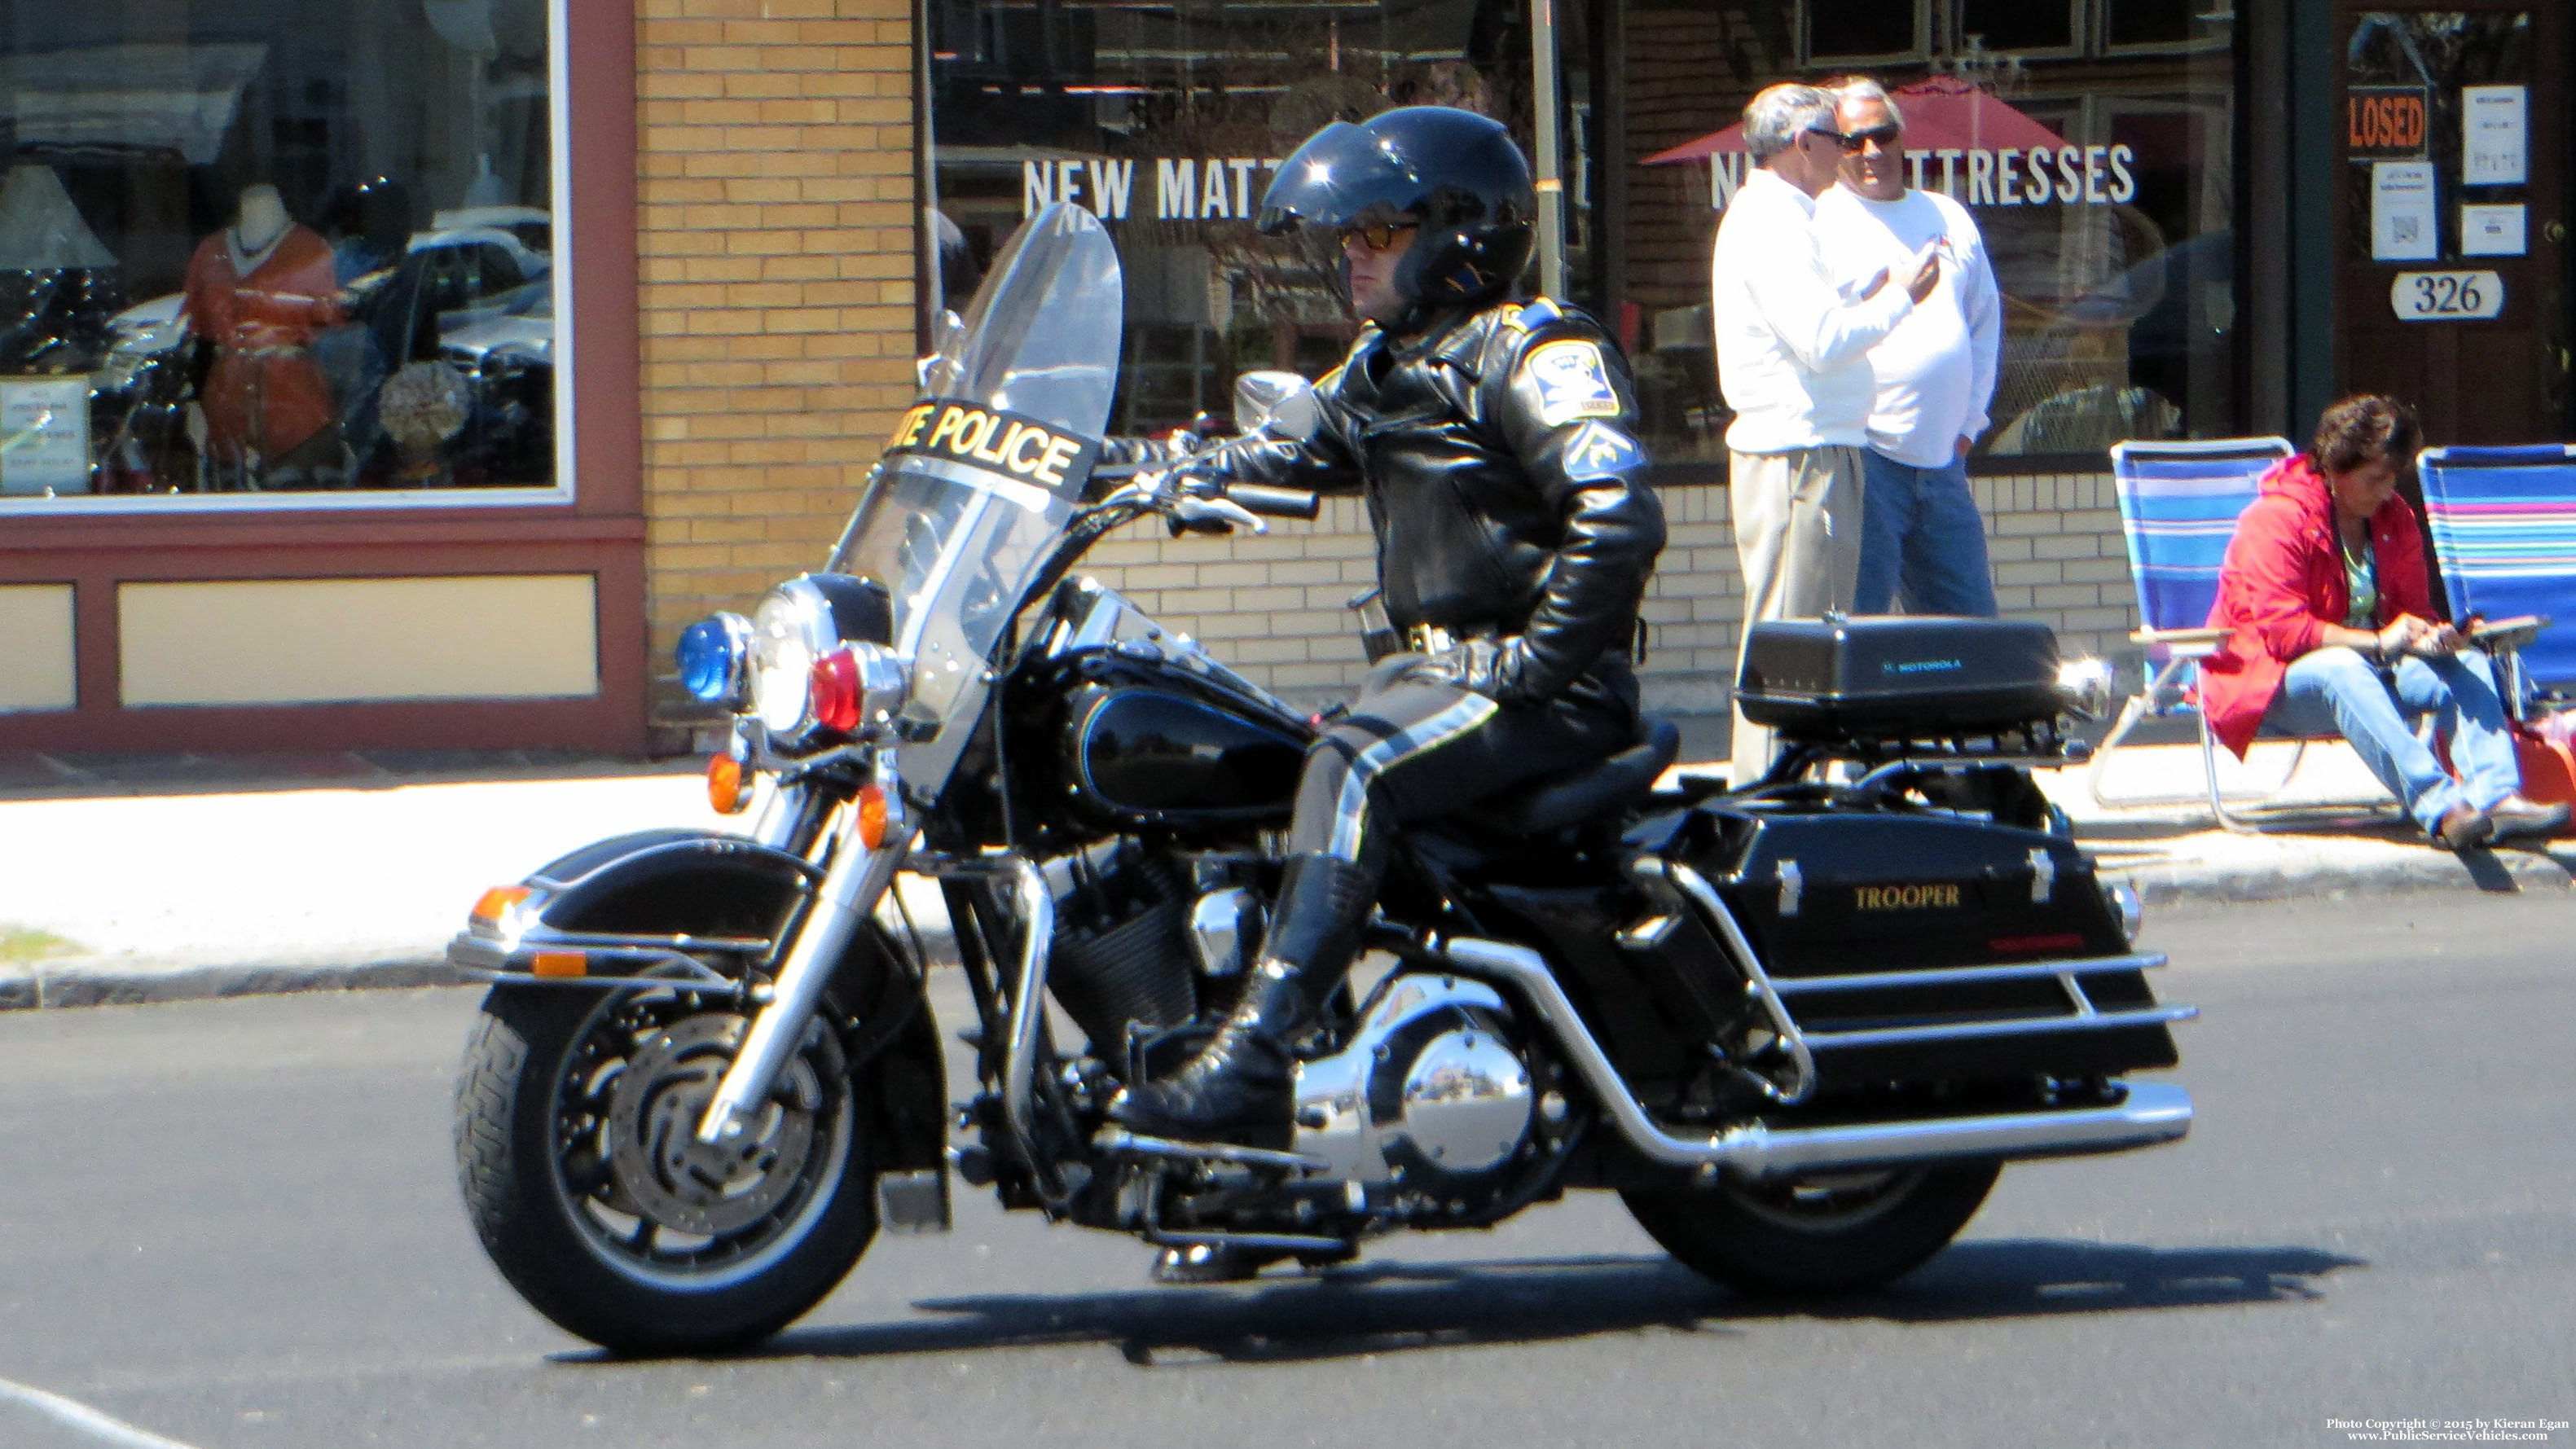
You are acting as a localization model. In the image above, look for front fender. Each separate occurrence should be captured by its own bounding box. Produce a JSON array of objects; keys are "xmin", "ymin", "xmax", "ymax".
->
[
  {"xmin": 450, "ymin": 828, "xmax": 947, "ymax": 1175},
  {"xmin": 533, "ymin": 828, "xmax": 824, "ymax": 940}
]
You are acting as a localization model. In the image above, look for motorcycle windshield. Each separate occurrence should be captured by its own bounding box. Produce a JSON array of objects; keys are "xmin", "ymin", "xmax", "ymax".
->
[{"xmin": 829, "ymin": 204, "xmax": 1122, "ymax": 731}]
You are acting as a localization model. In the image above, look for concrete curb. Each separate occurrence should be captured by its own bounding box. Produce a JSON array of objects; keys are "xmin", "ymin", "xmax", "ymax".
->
[
  {"xmin": 2, "ymin": 844, "xmax": 2564, "ymax": 1012},
  {"xmin": 2104, "ymin": 844, "xmax": 2574, "ymax": 907},
  {"xmin": 0, "ymin": 956, "xmax": 466, "ymax": 1012}
]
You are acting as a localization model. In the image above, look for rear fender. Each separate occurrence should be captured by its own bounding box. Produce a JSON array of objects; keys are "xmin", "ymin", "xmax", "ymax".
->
[{"xmin": 452, "ymin": 828, "xmax": 948, "ymax": 1175}]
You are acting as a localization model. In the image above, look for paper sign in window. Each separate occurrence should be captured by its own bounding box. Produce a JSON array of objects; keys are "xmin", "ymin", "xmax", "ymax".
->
[
  {"xmin": 2462, "ymin": 86, "xmax": 2527, "ymax": 187},
  {"xmin": 2461, "ymin": 204, "xmax": 2527, "ymax": 258},
  {"xmin": 0, "ymin": 377, "xmax": 90, "ymax": 494},
  {"xmin": 2371, "ymin": 162, "xmax": 2438, "ymax": 262}
]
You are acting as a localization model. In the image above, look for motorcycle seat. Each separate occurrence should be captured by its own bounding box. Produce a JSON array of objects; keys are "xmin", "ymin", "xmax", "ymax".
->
[{"xmin": 1463, "ymin": 716, "xmax": 1681, "ymax": 836}]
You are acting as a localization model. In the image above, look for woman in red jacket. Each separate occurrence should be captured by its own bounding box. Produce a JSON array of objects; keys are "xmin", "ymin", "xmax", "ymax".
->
[{"xmin": 2200, "ymin": 395, "xmax": 2566, "ymax": 848}]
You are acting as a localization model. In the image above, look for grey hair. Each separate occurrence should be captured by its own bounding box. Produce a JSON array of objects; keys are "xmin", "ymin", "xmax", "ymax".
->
[
  {"xmin": 1742, "ymin": 84, "xmax": 1835, "ymax": 162},
  {"xmin": 1834, "ymin": 76, "xmax": 1907, "ymax": 129}
]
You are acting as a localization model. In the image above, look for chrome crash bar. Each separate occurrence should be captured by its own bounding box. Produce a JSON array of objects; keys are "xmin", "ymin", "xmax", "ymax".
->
[{"xmin": 1427, "ymin": 934, "xmax": 2192, "ymax": 1181}]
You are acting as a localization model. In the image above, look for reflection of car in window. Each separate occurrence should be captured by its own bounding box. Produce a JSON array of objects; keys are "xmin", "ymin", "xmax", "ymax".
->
[
  {"xmin": 92, "ymin": 216, "xmax": 558, "ymax": 490},
  {"xmin": 1987, "ymin": 213, "xmax": 2231, "ymax": 457}
]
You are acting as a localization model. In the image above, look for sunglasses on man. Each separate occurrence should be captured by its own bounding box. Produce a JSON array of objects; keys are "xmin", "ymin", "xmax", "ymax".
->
[
  {"xmin": 1336, "ymin": 222, "xmax": 1419, "ymax": 252},
  {"xmin": 1809, "ymin": 124, "xmax": 1904, "ymax": 153}
]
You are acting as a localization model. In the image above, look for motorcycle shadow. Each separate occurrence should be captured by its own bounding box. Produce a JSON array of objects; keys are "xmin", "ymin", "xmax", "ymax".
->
[{"xmin": 736, "ymin": 1240, "xmax": 2364, "ymax": 1367}]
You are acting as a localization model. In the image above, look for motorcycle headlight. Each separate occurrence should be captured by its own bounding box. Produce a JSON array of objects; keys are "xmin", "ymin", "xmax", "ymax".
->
[
  {"xmin": 749, "ymin": 576, "xmax": 908, "ymax": 741},
  {"xmin": 750, "ymin": 582, "xmax": 838, "ymax": 738}
]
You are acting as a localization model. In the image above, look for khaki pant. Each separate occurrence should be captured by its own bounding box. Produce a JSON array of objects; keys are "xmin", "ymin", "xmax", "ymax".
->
[{"xmin": 1729, "ymin": 446, "xmax": 1865, "ymax": 785}]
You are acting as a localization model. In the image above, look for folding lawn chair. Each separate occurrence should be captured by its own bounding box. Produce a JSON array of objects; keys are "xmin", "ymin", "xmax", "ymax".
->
[
  {"xmin": 2415, "ymin": 445, "xmax": 2575, "ymax": 718},
  {"xmin": 2417, "ymin": 444, "xmax": 2576, "ymax": 821},
  {"xmin": 2092, "ymin": 437, "xmax": 2402, "ymax": 831}
]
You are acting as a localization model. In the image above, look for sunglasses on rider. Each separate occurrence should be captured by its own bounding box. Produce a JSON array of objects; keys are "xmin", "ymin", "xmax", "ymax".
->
[{"xmin": 1336, "ymin": 222, "xmax": 1418, "ymax": 253}]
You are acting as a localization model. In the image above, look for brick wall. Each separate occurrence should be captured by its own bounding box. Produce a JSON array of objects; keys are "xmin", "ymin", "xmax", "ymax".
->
[
  {"xmin": 1068, "ymin": 472, "xmax": 2139, "ymax": 717},
  {"xmin": 635, "ymin": 0, "xmax": 917, "ymax": 740}
]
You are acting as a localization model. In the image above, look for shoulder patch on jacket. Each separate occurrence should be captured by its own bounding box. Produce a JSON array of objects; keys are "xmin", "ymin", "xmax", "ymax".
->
[
  {"xmin": 1561, "ymin": 420, "xmax": 1645, "ymax": 481},
  {"xmin": 1522, "ymin": 338, "xmax": 1622, "ymax": 427}
]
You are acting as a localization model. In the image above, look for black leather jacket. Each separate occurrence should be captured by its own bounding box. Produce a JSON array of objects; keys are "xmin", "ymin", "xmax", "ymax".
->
[{"xmin": 1129, "ymin": 298, "xmax": 1665, "ymax": 711}]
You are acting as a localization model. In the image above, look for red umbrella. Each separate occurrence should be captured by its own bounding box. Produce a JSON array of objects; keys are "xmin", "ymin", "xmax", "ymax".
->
[{"xmin": 1640, "ymin": 75, "xmax": 2064, "ymax": 165}]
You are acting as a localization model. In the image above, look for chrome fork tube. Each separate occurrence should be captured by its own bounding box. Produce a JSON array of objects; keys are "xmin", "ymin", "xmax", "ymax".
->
[
  {"xmin": 750, "ymin": 778, "xmax": 811, "ymax": 851},
  {"xmin": 696, "ymin": 807, "xmax": 911, "ymax": 1146},
  {"xmin": 996, "ymin": 856, "xmax": 1058, "ymax": 1192}
]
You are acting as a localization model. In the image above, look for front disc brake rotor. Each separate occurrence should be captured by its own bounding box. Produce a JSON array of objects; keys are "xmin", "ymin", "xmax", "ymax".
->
[{"xmin": 605, "ymin": 1014, "xmax": 823, "ymax": 1237}]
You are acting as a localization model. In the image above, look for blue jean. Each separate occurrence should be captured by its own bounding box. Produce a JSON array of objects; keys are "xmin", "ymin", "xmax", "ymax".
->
[
  {"xmin": 1854, "ymin": 449, "xmax": 1998, "ymax": 617},
  {"xmin": 2263, "ymin": 647, "xmax": 2522, "ymax": 832}
]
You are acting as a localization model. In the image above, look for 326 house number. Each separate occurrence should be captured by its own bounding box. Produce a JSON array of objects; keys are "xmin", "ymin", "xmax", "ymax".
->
[{"xmin": 2390, "ymin": 270, "xmax": 2506, "ymax": 321}]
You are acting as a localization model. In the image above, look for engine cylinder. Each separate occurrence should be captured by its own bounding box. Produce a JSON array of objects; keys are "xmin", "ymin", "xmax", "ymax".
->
[{"xmin": 1045, "ymin": 843, "xmax": 1198, "ymax": 1056}]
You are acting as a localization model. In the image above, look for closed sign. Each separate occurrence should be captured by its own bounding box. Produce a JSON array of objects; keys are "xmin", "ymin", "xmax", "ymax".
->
[{"xmin": 2390, "ymin": 270, "xmax": 2506, "ymax": 322}]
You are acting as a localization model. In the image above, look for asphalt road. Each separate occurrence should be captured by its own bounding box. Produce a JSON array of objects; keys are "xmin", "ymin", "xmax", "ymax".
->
[{"xmin": 2, "ymin": 893, "xmax": 2571, "ymax": 1449}]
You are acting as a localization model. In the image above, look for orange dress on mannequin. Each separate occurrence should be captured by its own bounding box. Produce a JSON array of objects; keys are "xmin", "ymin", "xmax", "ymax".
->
[{"xmin": 182, "ymin": 222, "xmax": 344, "ymax": 464}]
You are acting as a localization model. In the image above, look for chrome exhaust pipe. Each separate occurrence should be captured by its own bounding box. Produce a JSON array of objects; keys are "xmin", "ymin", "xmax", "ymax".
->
[{"xmin": 1431, "ymin": 936, "xmax": 2191, "ymax": 1180}]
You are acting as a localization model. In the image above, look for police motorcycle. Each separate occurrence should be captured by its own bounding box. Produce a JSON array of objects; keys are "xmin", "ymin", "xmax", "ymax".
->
[{"xmin": 447, "ymin": 203, "xmax": 2194, "ymax": 1355}]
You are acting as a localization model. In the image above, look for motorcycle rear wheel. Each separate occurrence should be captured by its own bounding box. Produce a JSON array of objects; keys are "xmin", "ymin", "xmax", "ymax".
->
[
  {"xmin": 1621, "ymin": 1160, "xmax": 2000, "ymax": 1294},
  {"xmin": 454, "ymin": 979, "xmax": 878, "ymax": 1355}
]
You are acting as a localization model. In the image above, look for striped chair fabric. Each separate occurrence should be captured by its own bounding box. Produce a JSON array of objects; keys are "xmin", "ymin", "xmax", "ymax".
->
[
  {"xmin": 2108, "ymin": 437, "xmax": 2293, "ymax": 641},
  {"xmin": 2416, "ymin": 444, "xmax": 2576, "ymax": 694}
]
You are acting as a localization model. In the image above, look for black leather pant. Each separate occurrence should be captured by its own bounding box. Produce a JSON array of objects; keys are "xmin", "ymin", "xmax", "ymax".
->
[
  {"xmin": 1264, "ymin": 654, "xmax": 1634, "ymax": 983},
  {"xmin": 1290, "ymin": 654, "xmax": 1635, "ymax": 860}
]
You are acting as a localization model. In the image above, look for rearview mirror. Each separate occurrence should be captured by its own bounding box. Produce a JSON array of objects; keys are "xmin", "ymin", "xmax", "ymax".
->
[{"xmin": 917, "ymin": 310, "xmax": 968, "ymax": 389}]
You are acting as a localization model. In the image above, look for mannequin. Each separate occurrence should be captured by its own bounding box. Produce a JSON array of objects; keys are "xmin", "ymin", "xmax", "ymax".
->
[
  {"xmin": 182, "ymin": 183, "xmax": 348, "ymax": 487},
  {"xmin": 233, "ymin": 183, "xmax": 291, "ymax": 257}
]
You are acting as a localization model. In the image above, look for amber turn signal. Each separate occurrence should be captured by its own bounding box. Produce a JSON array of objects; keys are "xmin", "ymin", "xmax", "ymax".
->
[
  {"xmin": 855, "ymin": 782, "xmax": 889, "ymax": 849},
  {"xmin": 472, "ymin": 885, "xmax": 531, "ymax": 925},
  {"xmin": 707, "ymin": 751, "xmax": 750, "ymax": 815},
  {"xmin": 530, "ymin": 951, "xmax": 588, "ymax": 979}
]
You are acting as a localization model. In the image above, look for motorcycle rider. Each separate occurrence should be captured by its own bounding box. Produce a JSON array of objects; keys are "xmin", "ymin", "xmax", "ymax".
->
[{"xmin": 1108, "ymin": 108, "xmax": 1665, "ymax": 1199}]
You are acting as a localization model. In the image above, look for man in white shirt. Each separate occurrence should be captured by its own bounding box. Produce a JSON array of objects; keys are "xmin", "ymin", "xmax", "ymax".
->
[
  {"xmin": 1814, "ymin": 77, "xmax": 2002, "ymax": 617},
  {"xmin": 1712, "ymin": 82, "xmax": 1941, "ymax": 785}
]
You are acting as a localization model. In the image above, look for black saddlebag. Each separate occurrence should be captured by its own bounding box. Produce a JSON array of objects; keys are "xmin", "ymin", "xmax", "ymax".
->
[
  {"xmin": 1676, "ymin": 806, "xmax": 2180, "ymax": 1093},
  {"xmin": 1734, "ymin": 616, "xmax": 2062, "ymax": 742}
]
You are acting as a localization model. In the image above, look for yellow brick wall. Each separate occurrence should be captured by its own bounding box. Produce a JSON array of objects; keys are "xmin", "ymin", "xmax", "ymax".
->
[
  {"xmin": 1070, "ymin": 473, "xmax": 2141, "ymax": 716},
  {"xmin": 635, "ymin": 0, "xmax": 917, "ymax": 735}
]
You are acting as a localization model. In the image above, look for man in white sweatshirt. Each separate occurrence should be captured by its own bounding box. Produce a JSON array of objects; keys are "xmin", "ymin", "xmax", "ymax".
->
[
  {"xmin": 1813, "ymin": 77, "xmax": 2002, "ymax": 617},
  {"xmin": 1712, "ymin": 81, "xmax": 1941, "ymax": 784}
]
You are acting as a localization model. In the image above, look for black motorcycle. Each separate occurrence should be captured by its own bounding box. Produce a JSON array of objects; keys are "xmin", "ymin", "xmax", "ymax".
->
[{"xmin": 447, "ymin": 204, "xmax": 2193, "ymax": 1355}]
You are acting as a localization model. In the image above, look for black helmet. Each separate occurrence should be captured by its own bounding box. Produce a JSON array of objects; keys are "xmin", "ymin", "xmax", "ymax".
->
[{"xmin": 1256, "ymin": 107, "xmax": 1536, "ymax": 317}]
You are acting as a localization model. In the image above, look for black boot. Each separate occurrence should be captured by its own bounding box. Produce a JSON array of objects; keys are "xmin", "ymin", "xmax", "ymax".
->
[
  {"xmin": 1112, "ymin": 854, "xmax": 1376, "ymax": 1144},
  {"xmin": 1113, "ymin": 959, "xmax": 1306, "ymax": 1144}
]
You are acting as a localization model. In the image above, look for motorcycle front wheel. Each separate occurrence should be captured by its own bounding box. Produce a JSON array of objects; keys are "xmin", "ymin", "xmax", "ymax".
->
[
  {"xmin": 454, "ymin": 977, "xmax": 878, "ymax": 1355},
  {"xmin": 1620, "ymin": 1160, "xmax": 2000, "ymax": 1294}
]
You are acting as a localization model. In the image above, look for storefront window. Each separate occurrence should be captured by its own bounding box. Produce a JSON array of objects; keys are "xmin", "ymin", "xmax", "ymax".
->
[
  {"xmin": 924, "ymin": 0, "xmax": 2235, "ymax": 469},
  {"xmin": 926, "ymin": 0, "xmax": 1550, "ymax": 437},
  {"xmin": 1628, "ymin": 2, "xmax": 2239, "ymax": 467},
  {"xmin": 0, "ymin": 1, "xmax": 562, "ymax": 505},
  {"xmin": 1805, "ymin": 2, "xmax": 1930, "ymax": 66}
]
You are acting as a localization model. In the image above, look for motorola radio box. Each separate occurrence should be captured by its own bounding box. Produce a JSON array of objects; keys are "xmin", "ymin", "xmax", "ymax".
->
[{"xmin": 1734, "ymin": 615, "xmax": 2064, "ymax": 740}]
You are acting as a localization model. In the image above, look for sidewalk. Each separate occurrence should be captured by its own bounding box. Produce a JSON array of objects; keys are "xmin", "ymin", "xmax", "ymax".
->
[{"xmin": 0, "ymin": 731, "xmax": 2566, "ymax": 1010}]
